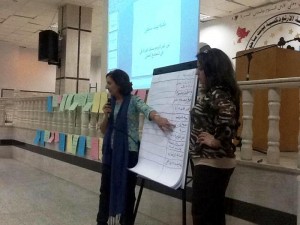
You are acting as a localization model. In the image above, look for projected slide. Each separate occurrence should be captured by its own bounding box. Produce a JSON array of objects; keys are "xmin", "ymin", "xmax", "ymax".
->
[
  {"xmin": 131, "ymin": 0, "xmax": 180, "ymax": 77},
  {"xmin": 108, "ymin": 0, "xmax": 199, "ymax": 89}
]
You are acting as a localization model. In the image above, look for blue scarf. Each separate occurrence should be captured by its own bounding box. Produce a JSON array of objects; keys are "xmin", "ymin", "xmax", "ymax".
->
[{"xmin": 102, "ymin": 95, "xmax": 131, "ymax": 217}]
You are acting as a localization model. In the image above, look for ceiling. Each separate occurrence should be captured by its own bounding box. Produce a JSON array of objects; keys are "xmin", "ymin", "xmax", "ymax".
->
[{"xmin": 0, "ymin": 0, "xmax": 279, "ymax": 57}]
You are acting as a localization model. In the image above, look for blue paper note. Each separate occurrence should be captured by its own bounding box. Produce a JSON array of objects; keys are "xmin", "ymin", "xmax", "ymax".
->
[
  {"xmin": 33, "ymin": 130, "xmax": 41, "ymax": 145},
  {"xmin": 40, "ymin": 130, "xmax": 45, "ymax": 146},
  {"xmin": 47, "ymin": 96, "xmax": 53, "ymax": 112},
  {"xmin": 59, "ymin": 133, "xmax": 66, "ymax": 152},
  {"xmin": 77, "ymin": 136, "xmax": 86, "ymax": 157}
]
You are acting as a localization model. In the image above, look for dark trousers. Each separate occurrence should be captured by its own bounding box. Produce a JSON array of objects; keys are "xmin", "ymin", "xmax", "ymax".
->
[
  {"xmin": 192, "ymin": 165, "xmax": 234, "ymax": 225},
  {"xmin": 96, "ymin": 164, "xmax": 137, "ymax": 225}
]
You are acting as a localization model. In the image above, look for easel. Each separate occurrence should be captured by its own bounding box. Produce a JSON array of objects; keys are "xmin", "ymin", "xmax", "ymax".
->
[{"xmin": 132, "ymin": 60, "xmax": 198, "ymax": 225}]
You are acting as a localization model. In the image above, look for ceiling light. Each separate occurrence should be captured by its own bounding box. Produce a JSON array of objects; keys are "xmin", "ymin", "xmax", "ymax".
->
[{"xmin": 200, "ymin": 13, "xmax": 211, "ymax": 21}]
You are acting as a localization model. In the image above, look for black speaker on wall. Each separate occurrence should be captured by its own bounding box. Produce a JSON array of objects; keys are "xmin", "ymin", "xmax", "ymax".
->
[{"xmin": 38, "ymin": 30, "xmax": 59, "ymax": 64}]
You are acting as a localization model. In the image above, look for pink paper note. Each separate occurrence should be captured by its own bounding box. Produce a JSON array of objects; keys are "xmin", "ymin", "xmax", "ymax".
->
[
  {"xmin": 54, "ymin": 131, "xmax": 59, "ymax": 143},
  {"xmin": 48, "ymin": 132, "xmax": 55, "ymax": 143},
  {"xmin": 90, "ymin": 137, "xmax": 99, "ymax": 160}
]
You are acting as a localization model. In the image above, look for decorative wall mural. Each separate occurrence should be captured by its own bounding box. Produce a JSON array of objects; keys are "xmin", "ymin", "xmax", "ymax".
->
[
  {"xmin": 236, "ymin": 27, "xmax": 250, "ymax": 43},
  {"xmin": 245, "ymin": 13, "xmax": 300, "ymax": 49}
]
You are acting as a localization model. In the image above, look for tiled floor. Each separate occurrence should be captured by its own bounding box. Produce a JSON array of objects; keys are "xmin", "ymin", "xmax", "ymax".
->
[{"xmin": 0, "ymin": 158, "xmax": 256, "ymax": 225}]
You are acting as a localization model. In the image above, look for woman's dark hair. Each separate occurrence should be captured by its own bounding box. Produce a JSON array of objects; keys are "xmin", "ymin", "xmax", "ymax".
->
[
  {"xmin": 196, "ymin": 48, "xmax": 241, "ymax": 126},
  {"xmin": 106, "ymin": 69, "xmax": 133, "ymax": 96}
]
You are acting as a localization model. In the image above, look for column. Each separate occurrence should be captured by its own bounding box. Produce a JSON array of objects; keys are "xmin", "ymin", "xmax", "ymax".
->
[{"xmin": 56, "ymin": 4, "xmax": 92, "ymax": 94}]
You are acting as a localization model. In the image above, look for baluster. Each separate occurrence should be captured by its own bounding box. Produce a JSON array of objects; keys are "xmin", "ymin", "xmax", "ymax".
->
[
  {"xmin": 267, "ymin": 88, "xmax": 281, "ymax": 164},
  {"xmin": 81, "ymin": 110, "xmax": 90, "ymax": 136},
  {"xmin": 241, "ymin": 89, "xmax": 254, "ymax": 160}
]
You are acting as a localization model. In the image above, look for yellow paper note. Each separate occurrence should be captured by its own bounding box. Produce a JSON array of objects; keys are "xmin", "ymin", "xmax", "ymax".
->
[
  {"xmin": 91, "ymin": 92, "xmax": 101, "ymax": 113},
  {"xmin": 66, "ymin": 134, "xmax": 73, "ymax": 153},
  {"xmin": 99, "ymin": 91, "xmax": 108, "ymax": 113}
]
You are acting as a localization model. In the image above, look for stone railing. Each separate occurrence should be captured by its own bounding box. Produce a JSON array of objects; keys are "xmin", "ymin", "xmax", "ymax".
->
[
  {"xmin": 239, "ymin": 77, "xmax": 300, "ymax": 167},
  {"xmin": 1, "ymin": 77, "xmax": 300, "ymax": 167}
]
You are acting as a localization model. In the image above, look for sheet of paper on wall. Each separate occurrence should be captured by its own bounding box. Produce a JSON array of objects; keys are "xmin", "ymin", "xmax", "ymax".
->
[
  {"xmin": 54, "ymin": 131, "xmax": 59, "ymax": 143},
  {"xmin": 47, "ymin": 96, "xmax": 53, "ymax": 112},
  {"xmin": 130, "ymin": 68, "xmax": 197, "ymax": 189},
  {"xmin": 48, "ymin": 132, "xmax": 55, "ymax": 143},
  {"xmin": 99, "ymin": 91, "xmax": 108, "ymax": 113},
  {"xmin": 74, "ymin": 93, "xmax": 88, "ymax": 107},
  {"xmin": 66, "ymin": 134, "xmax": 73, "ymax": 153},
  {"xmin": 65, "ymin": 94, "xmax": 75, "ymax": 110},
  {"xmin": 90, "ymin": 137, "xmax": 99, "ymax": 160},
  {"xmin": 72, "ymin": 135, "xmax": 79, "ymax": 155},
  {"xmin": 33, "ymin": 130, "xmax": 41, "ymax": 145},
  {"xmin": 77, "ymin": 136, "xmax": 86, "ymax": 157},
  {"xmin": 59, "ymin": 133, "xmax": 66, "ymax": 152},
  {"xmin": 57, "ymin": 95, "xmax": 62, "ymax": 104},
  {"xmin": 40, "ymin": 130, "xmax": 45, "ymax": 146},
  {"xmin": 91, "ymin": 92, "xmax": 101, "ymax": 113},
  {"xmin": 52, "ymin": 95, "xmax": 58, "ymax": 107},
  {"xmin": 87, "ymin": 93, "xmax": 94, "ymax": 103},
  {"xmin": 69, "ymin": 102, "xmax": 79, "ymax": 111},
  {"xmin": 83, "ymin": 102, "xmax": 93, "ymax": 112},
  {"xmin": 44, "ymin": 130, "xmax": 51, "ymax": 142},
  {"xmin": 59, "ymin": 94, "xmax": 68, "ymax": 111}
]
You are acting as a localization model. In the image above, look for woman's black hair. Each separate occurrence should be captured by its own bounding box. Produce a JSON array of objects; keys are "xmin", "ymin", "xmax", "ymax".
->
[
  {"xmin": 106, "ymin": 69, "xmax": 133, "ymax": 96},
  {"xmin": 196, "ymin": 48, "xmax": 241, "ymax": 127}
]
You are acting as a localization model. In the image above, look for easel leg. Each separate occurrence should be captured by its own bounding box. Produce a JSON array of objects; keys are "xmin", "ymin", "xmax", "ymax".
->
[
  {"xmin": 133, "ymin": 178, "xmax": 145, "ymax": 224},
  {"xmin": 182, "ymin": 188, "xmax": 186, "ymax": 225}
]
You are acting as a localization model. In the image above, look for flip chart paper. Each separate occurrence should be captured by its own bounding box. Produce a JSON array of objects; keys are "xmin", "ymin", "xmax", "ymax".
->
[{"xmin": 130, "ymin": 68, "xmax": 197, "ymax": 189}]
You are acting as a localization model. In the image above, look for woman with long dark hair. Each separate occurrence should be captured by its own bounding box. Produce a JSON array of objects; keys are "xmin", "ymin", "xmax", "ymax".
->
[
  {"xmin": 189, "ymin": 48, "xmax": 241, "ymax": 225},
  {"xmin": 96, "ymin": 69, "xmax": 174, "ymax": 225}
]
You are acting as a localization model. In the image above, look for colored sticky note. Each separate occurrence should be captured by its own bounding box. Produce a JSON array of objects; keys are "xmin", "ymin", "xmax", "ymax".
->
[
  {"xmin": 69, "ymin": 102, "xmax": 78, "ymax": 111},
  {"xmin": 77, "ymin": 136, "xmax": 86, "ymax": 157},
  {"xmin": 40, "ymin": 130, "xmax": 45, "ymax": 146},
  {"xmin": 52, "ymin": 95, "xmax": 58, "ymax": 107},
  {"xmin": 86, "ymin": 136, "xmax": 91, "ymax": 148},
  {"xmin": 87, "ymin": 93, "xmax": 94, "ymax": 103},
  {"xmin": 33, "ymin": 130, "xmax": 41, "ymax": 145},
  {"xmin": 83, "ymin": 102, "xmax": 93, "ymax": 112},
  {"xmin": 48, "ymin": 132, "xmax": 55, "ymax": 143},
  {"xmin": 47, "ymin": 96, "xmax": 53, "ymax": 112},
  {"xmin": 72, "ymin": 135, "xmax": 79, "ymax": 154},
  {"xmin": 44, "ymin": 130, "xmax": 51, "ymax": 142},
  {"xmin": 66, "ymin": 134, "xmax": 73, "ymax": 153},
  {"xmin": 59, "ymin": 133, "xmax": 66, "ymax": 152},
  {"xmin": 74, "ymin": 93, "xmax": 88, "ymax": 107},
  {"xmin": 90, "ymin": 137, "xmax": 99, "ymax": 160},
  {"xmin": 54, "ymin": 131, "xmax": 59, "ymax": 143},
  {"xmin": 59, "ymin": 94, "xmax": 68, "ymax": 111},
  {"xmin": 65, "ymin": 94, "xmax": 75, "ymax": 110},
  {"xmin": 99, "ymin": 91, "xmax": 108, "ymax": 113},
  {"xmin": 57, "ymin": 95, "xmax": 62, "ymax": 104},
  {"xmin": 98, "ymin": 138, "xmax": 103, "ymax": 161},
  {"xmin": 91, "ymin": 92, "xmax": 101, "ymax": 113}
]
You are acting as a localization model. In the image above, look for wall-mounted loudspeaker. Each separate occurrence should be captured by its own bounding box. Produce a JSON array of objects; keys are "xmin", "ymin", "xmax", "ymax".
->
[{"xmin": 38, "ymin": 30, "xmax": 58, "ymax": 64}]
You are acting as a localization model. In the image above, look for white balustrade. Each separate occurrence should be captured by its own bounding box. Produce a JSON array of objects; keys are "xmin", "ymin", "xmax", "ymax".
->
[
  {"xmin": 240, "ymin": 89, "xmax": 253, "ymax": 160},
  {"xmin": 267, "ymin": 88, "xmax": 281, "ymax": 164}
]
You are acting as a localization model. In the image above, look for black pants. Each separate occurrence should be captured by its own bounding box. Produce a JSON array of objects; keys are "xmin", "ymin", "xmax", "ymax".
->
[
  {"xmin": 192, "ymin": 165, "xmax": 234, "ymax": 225},
  {"xmin": 96, "ymin": 164, "xmax": 137, "ymax": 225}
]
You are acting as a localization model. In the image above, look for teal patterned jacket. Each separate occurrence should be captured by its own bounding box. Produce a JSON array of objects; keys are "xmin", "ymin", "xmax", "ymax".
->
[{"xmin": 118, "ymin": 95, "xmax": 153, "ymax": 152}]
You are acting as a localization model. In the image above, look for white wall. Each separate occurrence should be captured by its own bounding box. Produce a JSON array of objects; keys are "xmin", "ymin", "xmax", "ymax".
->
[
  {"xmin": 199, "ymin": 0, "xmax": 300, "ymax": 65},
  {"xmin": 0, "ymin": 42, "xmax": 56, "ymax": 93}
]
